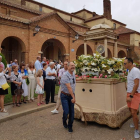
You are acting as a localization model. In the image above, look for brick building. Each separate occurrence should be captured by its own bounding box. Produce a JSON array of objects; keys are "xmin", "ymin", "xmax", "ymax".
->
[{"xmin": 0, "ymin": 0, "xmax": 140, "ymax": 63}]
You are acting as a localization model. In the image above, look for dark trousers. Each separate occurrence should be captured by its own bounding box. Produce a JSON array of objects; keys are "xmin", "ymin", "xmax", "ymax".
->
[
  {"xmin": 45, "ymin": 79, "xmax": 55, "ymax": 102},
  {"xmin": 61, "ymin": 93, "xmax": 74, "ymax": 128}
]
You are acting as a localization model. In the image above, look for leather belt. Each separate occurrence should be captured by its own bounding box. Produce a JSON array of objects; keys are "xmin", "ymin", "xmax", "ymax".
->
[
  {"xmin": 47, "ymin": 79, "xmax": 55, "ymax": 81},
  {"xmin": 61, "ymin": 91, "xmax": 71, "ymax": 96}
]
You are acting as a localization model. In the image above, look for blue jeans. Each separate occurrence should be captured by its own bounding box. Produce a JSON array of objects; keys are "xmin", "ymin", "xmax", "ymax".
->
[{"xmin": 61, "ymin": 93, "xmax": 74, "ymax": 128}]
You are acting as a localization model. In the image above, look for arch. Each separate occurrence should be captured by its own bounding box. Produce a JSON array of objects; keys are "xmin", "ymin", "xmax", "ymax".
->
[
  {"xmin": 76, "ymin": 44, "xmax": 93, "ymax": 58},
  {"xmin": 108, "ymin": 48, "xmax": 112, "ymax": 58},
  {"xmin": 102, "ymin": 48, "xmax": 112, "ymax": 58},
  {"xmin": 1, "ymin": 36, "xmax": 26, "ymax": 63},
  {"xmin": 118, "ymin": 50, "xmax": 127, "ymax": 58},
  {"xmin": 41, "ymin": 39, "xmax": 66, "ymax": 61}
]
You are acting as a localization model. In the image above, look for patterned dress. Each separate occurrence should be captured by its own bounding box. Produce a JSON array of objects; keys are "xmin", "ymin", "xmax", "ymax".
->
[{"xmin": 35, "ymin": 76, "xmax": 44, "ymax": 94}]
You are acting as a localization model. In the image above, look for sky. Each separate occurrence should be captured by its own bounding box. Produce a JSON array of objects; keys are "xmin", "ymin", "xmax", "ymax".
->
[{"xmin": 34, "ymin": 0, "xmax": 140, "ymax": 32}]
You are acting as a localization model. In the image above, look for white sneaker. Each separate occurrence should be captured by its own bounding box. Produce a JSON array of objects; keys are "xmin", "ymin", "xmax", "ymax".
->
[
  {"xmin": 51, "ymin": 109, "xmax": 59, "ymax": 114},
  {"xmin": 130, "ymin": 122, "xmax": 140, "ymax": 128},
  {"xmin": 134, "ymin": 130, "xmax": 139, "ymax": 139}
]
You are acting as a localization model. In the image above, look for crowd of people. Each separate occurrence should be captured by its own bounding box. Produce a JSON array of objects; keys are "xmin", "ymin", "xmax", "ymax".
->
[
  {"xmin": 0, "ymin": 56, "xmax": 68, "ymax": 110},
  {"xmin": 0, "ymin": 54, "xmax": 84, "ymax": 132},
  {"xmin": 1, "ymin": 54, "xmax": 140, "ymax": 135}
]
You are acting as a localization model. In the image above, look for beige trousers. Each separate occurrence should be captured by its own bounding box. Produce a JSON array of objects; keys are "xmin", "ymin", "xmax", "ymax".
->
[
  {"xmin": 28, "ymin": 77, "xmax": 35, "ymax": 100},
  {"xmin": 56, "ymin": 86, "xmax": 61, "ymax": 110}
]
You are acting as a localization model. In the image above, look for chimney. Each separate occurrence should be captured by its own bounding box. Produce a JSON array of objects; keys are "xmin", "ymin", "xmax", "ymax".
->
[{"xmin": 103, "ymin": 0, "xmax": 112, "ymax": 20}]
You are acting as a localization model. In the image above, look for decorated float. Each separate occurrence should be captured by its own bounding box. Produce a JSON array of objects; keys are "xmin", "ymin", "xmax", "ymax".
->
[{"xmin": 74, "ymin": 53, "xmax": 131, "ymax": 128}]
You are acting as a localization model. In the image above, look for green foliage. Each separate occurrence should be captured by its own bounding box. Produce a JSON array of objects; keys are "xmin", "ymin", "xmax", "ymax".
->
[{"xmin": 0, "ymin": 53, "xmax": 7, "ymax": 68}]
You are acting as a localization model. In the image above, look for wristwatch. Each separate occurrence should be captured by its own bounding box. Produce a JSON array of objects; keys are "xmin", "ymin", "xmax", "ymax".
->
[{"xmin": 130, "ymin": 95, "xmax": 133, "ymax": 98}]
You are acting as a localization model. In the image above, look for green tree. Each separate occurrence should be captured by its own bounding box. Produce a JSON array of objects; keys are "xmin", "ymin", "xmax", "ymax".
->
[{"xmin": 0, "ymin": 53, "xmax": 7, "ymax": 68}]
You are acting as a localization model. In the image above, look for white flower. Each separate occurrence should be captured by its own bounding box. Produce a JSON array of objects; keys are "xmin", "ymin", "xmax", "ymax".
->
[
  {"xmin": 91, "ymin": 68, "xmax": 99, "ymax": 72},
  {"xmin": 83, "ymin": 60, "xmax": 88, "ymax": 65},
  {"xmin": 102, "ymin": 64, "xmax": 107, "ymax": 68},
  {"xmin": 107, "ymin": 60, "xmax": 115, "ymax": 65},
  {"xmin": 91, "ymin": 62, "xmax": 97, "ymax": 66},
  {"xmin": 107, "ymin": 68, "xmax": 113, "ymax": 74}
]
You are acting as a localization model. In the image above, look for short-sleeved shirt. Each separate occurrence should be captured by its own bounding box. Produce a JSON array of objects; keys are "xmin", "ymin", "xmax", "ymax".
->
[
  {"xmin": 46, "ymin": 67, "xmax": 56, "ymax": 80},
  {"xmin": 60, "ymin": 71, "xmax": 76, "ymax": 94},
  {"xmin": 35, "ymin": 60, "xmax": 42, "ymax": 73},
  {"xmin": 57, "ymin": 64, "xmax": 61, "ymax": 73},
  {"xmin": 59, "ymin": 68, "xmax": 67, "ymax": 77},
  {"xmin": 127, "ymin": 67, "xmax": 140, "ymax": 93}
]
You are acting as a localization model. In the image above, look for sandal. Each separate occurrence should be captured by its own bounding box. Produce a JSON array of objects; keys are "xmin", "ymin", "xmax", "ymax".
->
[
  {"xmin": 40, "ymin": 102, "xmax": 45, "ymax": 105},
  {"xmin": 16, "ymin": 103, "xmax": 20, "ymax": 107},
  {"xmin": 1, "ymin": 108, "xmax": 7, "ymax": 113},
  {"xmin": 37, "ymin": 103, "xmax": 41, "ymax": 106}
]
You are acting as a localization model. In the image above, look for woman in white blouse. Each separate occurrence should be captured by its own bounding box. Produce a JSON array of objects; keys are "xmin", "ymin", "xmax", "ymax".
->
[
  {"xmin": 28, "ymin": 62, "xmax": 36, "ymax": 102},
  {"xmin": 0, "ymin": 64, "xmax": 11, "ymax": 113}
]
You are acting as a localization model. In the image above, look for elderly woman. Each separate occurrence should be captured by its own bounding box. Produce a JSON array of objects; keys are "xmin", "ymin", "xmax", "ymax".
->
[
  {"xmin": 18, "ymin": 63, "xmax": 28, "ymax": 104},
  {"xmin": 11, "ymin": 65, "xmax": 22, "ymax": 107},
  {"xmin": 0, "ymin": 65, "xmax": 11, "ymax": 112}
]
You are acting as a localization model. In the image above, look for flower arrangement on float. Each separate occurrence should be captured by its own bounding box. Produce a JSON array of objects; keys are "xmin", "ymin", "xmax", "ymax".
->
[{"xmin": 74, "ymin": 53, "xmax": 127, "ymax": 82}]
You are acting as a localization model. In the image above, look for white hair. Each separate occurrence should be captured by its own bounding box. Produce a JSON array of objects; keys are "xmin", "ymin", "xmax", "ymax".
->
[{"xmin": 49, "ymin": 62, "xmax": 54, "ymax": 66}]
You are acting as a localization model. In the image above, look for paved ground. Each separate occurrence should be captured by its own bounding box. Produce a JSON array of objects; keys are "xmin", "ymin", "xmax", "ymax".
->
[
  {"xmin": 0, "ymin": 105, "xmax": 138, "ymax": 140},
  {"xmin": 0, "ymin": 99, "xmax": 55, "ymax": 121}
]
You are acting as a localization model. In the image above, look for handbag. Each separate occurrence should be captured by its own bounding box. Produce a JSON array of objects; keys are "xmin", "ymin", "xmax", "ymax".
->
[{"xmin": 1, "ymin": 83, "xmax": 10, "ymax": 90}]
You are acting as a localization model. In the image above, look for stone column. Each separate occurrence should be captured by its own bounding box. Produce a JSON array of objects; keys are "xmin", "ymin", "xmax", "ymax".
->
[
  {"xmin": 114, "ymin": 41, "xmax": 118, "ymax": 57},
  {"xmin": 104, "ymin": 38, "xmax": 108, "ymax": 57},
  {"xmin": 84, "ymin": 42, "xmax": 87, "ymax": 55}
]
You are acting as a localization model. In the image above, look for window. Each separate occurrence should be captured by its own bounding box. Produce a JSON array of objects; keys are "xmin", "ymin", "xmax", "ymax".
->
[
  {"xmin": 70, "ymin": 17, "xmax": 72, "ymax": 21},
  {"xmin": 39, "ymin": 6, "xmax": 42, "ymax": 12},
  {"xmin": 113, "ymin": 23, "xmax": 116, "ymax": 29}
]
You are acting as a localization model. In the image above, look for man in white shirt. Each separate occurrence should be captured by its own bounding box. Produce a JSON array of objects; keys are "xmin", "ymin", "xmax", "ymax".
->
[
  {"xmin": 51, "ymin": 61, "xmax": 68, "ymax": 114},
  {"xmin": 45, "ymin": 62, "xmax": 57, "ymax": 104},
  {"xmin": 124, "ymin": 58, "xmax": 140, "ymax": 139},
  {"xmin": 34, "ymin": 56, "xmax": 42, "ymax": 73}
]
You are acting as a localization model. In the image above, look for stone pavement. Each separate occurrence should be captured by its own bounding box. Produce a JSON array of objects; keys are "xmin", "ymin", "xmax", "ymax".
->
[
  {"xmin": 0, "ymin": 99, "xmax": 56, "ymax": 123},
  {"xmin": 0, "ymin": 104, "xmax": 139, "ymax": 140}
]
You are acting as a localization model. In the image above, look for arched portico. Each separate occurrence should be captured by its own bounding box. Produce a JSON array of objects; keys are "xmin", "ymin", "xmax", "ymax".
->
[
  {"xmin": 1, "ymin": 36, "xmax": 26, "ymax": 63},
  {"xmin": 41, "ymin": 39, "xmax": 66, "ymax": 61},
  {"xmin": 76, "ymin": 44, "xmax": 93, "ymax": 58},
  {"xmin": 118, "ymin": 50, "xmax": 127, "ymax": 58}
]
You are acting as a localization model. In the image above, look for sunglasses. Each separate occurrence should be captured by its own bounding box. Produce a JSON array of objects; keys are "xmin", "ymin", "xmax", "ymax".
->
[
  {"xmin": 73, "ymin": 78, "xmax": 75, "ymax": 84},
  {"xmin": 124, "ymin": 63, "xmax": 127, "ymax": 65}
]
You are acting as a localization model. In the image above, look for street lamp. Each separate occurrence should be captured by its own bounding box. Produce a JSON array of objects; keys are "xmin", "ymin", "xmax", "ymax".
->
[
  {"xmin": 33, "ymin": 25, "xmax": 41, "ymax": 36},
  {"xmin": 73, "ymin": 34, "xmax": 79, "ymax": 43}
]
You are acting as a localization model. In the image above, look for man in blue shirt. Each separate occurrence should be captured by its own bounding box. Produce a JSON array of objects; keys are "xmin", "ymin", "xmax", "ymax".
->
[
  {"xmin": 34, "ymin": 56, "xmax": 42, "ymax": 73},
  {"xmin": 41, "ymin": 57, "xmax": 46, "ymax": 68},
  {"xmin": 60, "ymin": 62, "xmax": 76, "ymax": 133}
]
